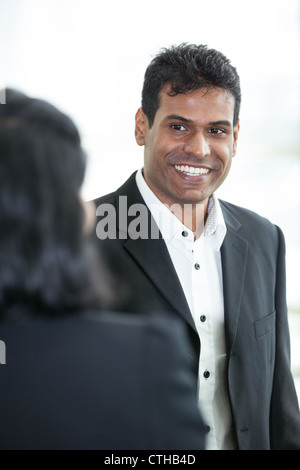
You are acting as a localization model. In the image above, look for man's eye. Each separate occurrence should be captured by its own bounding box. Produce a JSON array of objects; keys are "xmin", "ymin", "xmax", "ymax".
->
[
  {"xmin": 208, "ymin": 127, "xmax": 225, "ymax": 134},
  {"xmin": 171, "ymin": 124, "xmax": 186, "ymax": 131}
]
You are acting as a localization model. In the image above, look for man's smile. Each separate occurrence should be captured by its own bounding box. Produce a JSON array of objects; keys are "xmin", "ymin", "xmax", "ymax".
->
[{"xmin": 174, "ymin": 164, "xmax": 211, "ymax": 177}]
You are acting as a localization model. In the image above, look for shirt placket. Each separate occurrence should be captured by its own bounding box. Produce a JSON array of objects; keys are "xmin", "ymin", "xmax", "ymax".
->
[{"xmin": 192, "ymin": 238, "xmax": 217, "ymax": 446}]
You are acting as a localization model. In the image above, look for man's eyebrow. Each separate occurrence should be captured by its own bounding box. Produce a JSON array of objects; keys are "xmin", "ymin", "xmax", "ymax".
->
[
  {"xmin": 165, "ymin": 114, "xmax": 192, "ymax": 123},
  {"xmin": 164, "ymin": 116, "xmax": 233, "ymax": 128},
  {"xmin": 208, "ymin": 120, "xmax": 232, "ymax": 127}
]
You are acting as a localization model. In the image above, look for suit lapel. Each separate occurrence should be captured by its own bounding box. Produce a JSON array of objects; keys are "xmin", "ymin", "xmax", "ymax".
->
[
  {"xmin": 124, "ymin": 236, "xmax": 196, "ymax": 329},
  {"xmin": 115, "ymin": 173, "xmax": 196, "ymax": 331},
  {"xmin": 220, "ymin": 202, "xmax": 248, "ymax": 354}
]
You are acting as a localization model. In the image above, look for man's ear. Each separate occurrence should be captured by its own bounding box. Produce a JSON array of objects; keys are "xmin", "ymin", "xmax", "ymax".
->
[
  {"xmin": 135, "ymin": 108, "xmax": 148, "ymax": 146},
  {"xmin": 233, "ymin": 119, "xmax": 240, "ymax": 157}
]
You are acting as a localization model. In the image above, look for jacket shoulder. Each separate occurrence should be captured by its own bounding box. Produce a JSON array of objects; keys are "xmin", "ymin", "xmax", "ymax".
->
[
  {"xmin": 93, "ymin": 191, "xmax": 116, "ymax": 208},
  {"xmin": 220, "ymin": 199, "xmax": 278, "ymax": 230},
  {"xmin": 219, "ymin": 199, "xmax": 283, "ymax": 248},
  {"xmin": 92, "ymin": 171, "xmax": 138, "ymax": 208}
]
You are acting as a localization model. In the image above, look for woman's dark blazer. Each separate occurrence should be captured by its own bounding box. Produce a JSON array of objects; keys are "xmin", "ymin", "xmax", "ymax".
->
[{"xmin": 0, "ymin": 310, "xmax": 205, "ymax": 450}]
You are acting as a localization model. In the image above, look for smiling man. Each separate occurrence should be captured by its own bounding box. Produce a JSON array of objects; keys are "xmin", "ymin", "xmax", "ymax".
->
[
  {"xmin": 135, "ymin": 85, "xmax": 239, "ymax": 237},
  {"xmin": 137, "ymin": 88, "xmax": 238, "ymax": 206},
  {"xmin": 93, "ymin": 43, "xmax": 300, "ymax": 450}
]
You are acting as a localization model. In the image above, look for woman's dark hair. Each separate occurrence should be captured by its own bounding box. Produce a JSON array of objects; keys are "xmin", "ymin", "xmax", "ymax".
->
[
  {"xmin": 141, "ymin": 43, "xmax": 241, "ymax": 128},
  {"xmin": 0, "ymin": 89, "xmax": 113, "ymax": 320}
]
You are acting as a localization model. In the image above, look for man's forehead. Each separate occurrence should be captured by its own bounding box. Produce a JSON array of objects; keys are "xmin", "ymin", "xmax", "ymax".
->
[
  {"xmin": 159, "ymin": 84, "xmax": 234, "ymax": 102},
  {"xmin": 156, "ymin": 86, "xmax": 235, "ymax": 120}
]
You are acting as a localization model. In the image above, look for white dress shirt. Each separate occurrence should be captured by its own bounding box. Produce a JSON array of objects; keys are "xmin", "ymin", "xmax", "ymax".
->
[{"xmin": 136, "ymin": 168, "xmax": 237, "ymax": 450}]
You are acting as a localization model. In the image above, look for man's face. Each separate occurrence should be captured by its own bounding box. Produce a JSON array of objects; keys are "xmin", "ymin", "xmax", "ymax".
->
[{"xmin": 135, "ymin": 86, "xmax": 239, "ymax": 210}]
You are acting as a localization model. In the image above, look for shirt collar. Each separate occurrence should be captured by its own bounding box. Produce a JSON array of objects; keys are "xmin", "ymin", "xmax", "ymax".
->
[{"xmin": 135, "ymin": 168, "xmax": 227, "ymax": 250}]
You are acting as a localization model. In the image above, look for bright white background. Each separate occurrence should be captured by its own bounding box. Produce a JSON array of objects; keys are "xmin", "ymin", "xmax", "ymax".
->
[{"xmin": 1, "ymin": 0, "xmax": 300, "ymax": 387}]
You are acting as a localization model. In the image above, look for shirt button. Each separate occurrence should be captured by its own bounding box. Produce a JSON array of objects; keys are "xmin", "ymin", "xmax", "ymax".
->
[
  {"xmin": 203, "ymin": 370, "xmax": 210, "ymax": 379},
  {"xmin": 182, "ymin": 230, "xmax": 188, "ymax": 237},
  {"xmin": 194, "ymin": 263, "xmax": 200, "ymax": 270},
  {"xmin": 200, "ymin": 315, "xmax": 206, "ymax": 323},
  {"xmin": 204, "ymin": 425, "xmax": 211, "ymax": 433}
]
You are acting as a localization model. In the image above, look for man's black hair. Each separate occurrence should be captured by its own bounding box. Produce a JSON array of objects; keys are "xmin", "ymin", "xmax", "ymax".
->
[{"xmin": 141, "ymin": 43, "xmax": 241, "ymax": 127}]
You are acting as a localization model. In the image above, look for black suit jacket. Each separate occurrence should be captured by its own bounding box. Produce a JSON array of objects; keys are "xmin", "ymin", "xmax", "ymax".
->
[
  {"xmin": 0, "ymin": 310, "xmax": 206, "ymax": 450},
  {"xmin": 93, "ymin": 171, "xmax": 300, "ymax": 450}
]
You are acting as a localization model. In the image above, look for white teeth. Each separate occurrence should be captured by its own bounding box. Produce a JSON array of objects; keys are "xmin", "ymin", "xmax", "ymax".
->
[{"xmin": 175, "ymin": 165, "xmax": 210, "ymax": 175}]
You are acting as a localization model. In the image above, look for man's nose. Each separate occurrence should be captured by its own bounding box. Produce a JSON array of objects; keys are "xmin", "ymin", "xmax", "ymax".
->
[{"xmin": 184, "ymin": 132, "xmax": 210, "ymax": 157}]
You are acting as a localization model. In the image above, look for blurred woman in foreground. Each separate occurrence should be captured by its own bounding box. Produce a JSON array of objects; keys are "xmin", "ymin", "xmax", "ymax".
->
[{"xmin": 0, "ymin": 89, "xmax": 205, "ymax": 450}]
